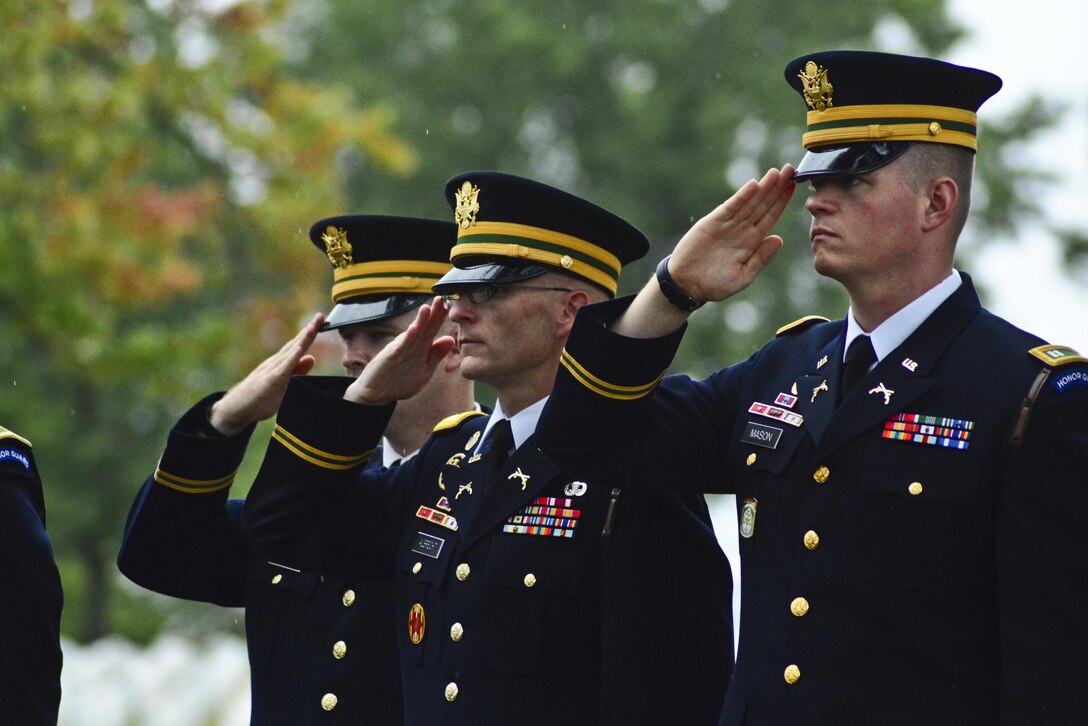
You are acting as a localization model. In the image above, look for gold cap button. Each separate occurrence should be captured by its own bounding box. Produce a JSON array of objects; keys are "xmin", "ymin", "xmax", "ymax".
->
[
  {"xmin": 803, "ymin": 530, "xmax": 820, "ymax": 551},
  {"xmin": 342, "ymin": 589, "xmax": 356, "ymax": 606},
  {"xmin": 908, "ymin": 481, "xmax": 923, "ymax": 496},
  {"xmin": 784, "ymin": 664, "xmax": 801, "ymax": 684},
  {"xmin": 456, "ymin": 563, "xmax": 471, "ymax": 581},
  {"xmin": 332, "ymin": 640, "xmax": 347, "ymax": 659},
  {"xmin": 321, "ymin": 693, "xmax": 338, "ymax": 710},
  {"xmin": 524, "ymin": 573, "xmax": 537, "ymax": 588},
  {"xmin": 560, "ymin": 254, "xmax": 574, "ymax": 269},
  {"xmin": 813, "ymin": 466, "xmax": 830, "ymax": 484},
  {"xmin": 445, "ymin": 682, "xmax": 459, "ymax": 702},
  {"xmin": 412, "ymin": 561, "xmax": 422, "ymax": 574},
  {"xmin": 790, "ymin": 597, "xmax": 810, "ymax": 617},
  {"xmin": 746, "ymin": 453, "xmax": 757, "ymax": 467},
  {"xmin": 450, "ymin": 622, "xmax": 464, "ymax": 642},
  {"xmin": 271, "ymin": 574, "xmax": 282, "ymax": 585},
  {"xmin": 928, "ymin": 121, "xmax": 942, "ymax": 136}
]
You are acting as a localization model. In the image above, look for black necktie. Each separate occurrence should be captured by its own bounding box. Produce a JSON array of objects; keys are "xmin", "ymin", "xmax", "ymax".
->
[
  {"xmin": 484, "ymin": 419, "xmax": 514, "ymax": 483},
  {"xmin": 839, "ymin": 335, "xmax": 876, "ymax": 404}
]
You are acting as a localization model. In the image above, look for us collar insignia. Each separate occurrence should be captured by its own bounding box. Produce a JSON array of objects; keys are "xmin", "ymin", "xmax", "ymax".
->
[
  {"xmin": 902, "ymin": 357, "xmax": 919, "ymax": 372},
  {"xmin": 798, "ymin": 60, "xmax": 833, "ymax": 111},
  {"xmin": 464, "ymin": 430, "xmax": 481, "ymax": 451},
  {"xmin": 508, "ymin": 467, "xmax": 531, "ymax": 491},
  {"xmin": 454, "ymin": 181, "xmax": 481, "ymax": 228},
  {"xmin": 320, "ymin": 225, "xmax": 353, "ymax": 268},
  {"xmin": 816, "ymin": 354, "xmax": 829, "ymax": 370},
  {"xmin": 868, "ymin": 382, "xmax": 895, "ymax": 405}
]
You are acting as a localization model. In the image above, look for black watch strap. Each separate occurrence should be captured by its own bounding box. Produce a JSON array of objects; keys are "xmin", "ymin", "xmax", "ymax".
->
[{"xmin": 655, "ymin": 255, "xmax": 705, "ymax": 312}]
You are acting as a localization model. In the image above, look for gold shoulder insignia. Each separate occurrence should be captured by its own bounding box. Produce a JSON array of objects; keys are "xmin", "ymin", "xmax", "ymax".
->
[
  {"xmin": 1028, "ymin": 344, "xmax": 1088, "ymax": 367},
  {"xmin": 0, "ymin": 426, "xmax": 32, "ymax": 447},
  {"xmin": 433, "ymin": 410, "xmax": 487, "ymax": 433},
  {"xmin": 776, "ymin": 315, "xmax": 830, "ymax": 337}
]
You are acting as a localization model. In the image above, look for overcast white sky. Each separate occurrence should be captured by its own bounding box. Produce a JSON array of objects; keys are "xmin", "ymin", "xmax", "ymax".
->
[{"xmin": 946, "ymin": 0, "xmax": 1088, "ymax": 352}]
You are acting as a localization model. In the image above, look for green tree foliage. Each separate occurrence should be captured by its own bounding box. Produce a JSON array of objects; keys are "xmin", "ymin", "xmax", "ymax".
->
[{"xmin": 0, "ymin": 0, "xmax": 414, "ymax": 642}]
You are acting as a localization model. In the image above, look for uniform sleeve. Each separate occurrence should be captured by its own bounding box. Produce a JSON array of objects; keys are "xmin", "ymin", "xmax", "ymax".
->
[
  {"xmin": 0, "ymin": 431, "xmax": 63, "ymax": 725},
  {"xmin": 116, "ymin": 393, "xmax": 254, "ymax": 607},
  {"xmin": 538, "ymin": 297, "xmax": 745, "ymax": 494},
  {"xmin": 997, "ymin": 364, "xmax": 1088, "ymax": 722},
  {"xmin": 241, "ymin": 376, "xmax": 404, "ymax": 581}
]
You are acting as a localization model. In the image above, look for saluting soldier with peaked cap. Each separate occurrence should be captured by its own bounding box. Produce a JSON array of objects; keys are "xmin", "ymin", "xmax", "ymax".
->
[
  {"xmin": 244, "ymin": 172, "xmax": 734, "ymax": 725},
  {"xmin": 537, "ymin": 50, "xmax": 1088, "ymax": 725},
  {"xmin": 119, "ymin": 215, "xmax": 468, "ymax": 724}
]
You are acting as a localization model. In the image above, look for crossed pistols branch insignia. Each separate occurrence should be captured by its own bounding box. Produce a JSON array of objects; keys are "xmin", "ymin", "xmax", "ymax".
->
[
  {"xmin": 869, "ymin": 382, "xmax": 895, "ymax": 405},
  {"xmin": 508, "ymin": 468, "xmax": 530, "ymax": 491}
]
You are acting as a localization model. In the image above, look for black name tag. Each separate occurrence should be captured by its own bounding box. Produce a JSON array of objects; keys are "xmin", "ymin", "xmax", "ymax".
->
[
  {"xmin": 411, "ymin": 531, "xmax": 445, "ymax": 559},
  {"xmin": 743, "ymin": 421, "xmax": 783, "ymax": 449}
]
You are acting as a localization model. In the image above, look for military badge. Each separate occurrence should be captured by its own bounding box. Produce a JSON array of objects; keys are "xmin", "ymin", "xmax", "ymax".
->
[
  {"xmin": 882, "ymin": 412, "xmax": 973, "ymax": 450},
  {"xmin": 456, "ymin": 482, "xmax": 473, "ymax": 499},
  {"xmin": 320, "ymin": 225, "xmax": 353, "ymax": 268},
  {"xmin": 446, "ymin": 452, "xmax": 466, "ymax": 468},
  {"xmin": 464, "ymin": 430, "xmax": 481, "ymax": 451},
  {"xmin": 564, "ymin": 480, "xmax": 588, "ymax": 497},
  {"xmin": 868, "ymin": 382, "xmax": 895, "ymax": 405},
  {"xmin": 508, "ymin": 467, "xmax": 530, "ymax": 491},
  {"xmin": 416, "ymin": 505, "xmax": 459, "ymax": 531},
  {"xmin": 409, "ymin": 603, "xmax": 426, "ymax": 644},
  {"xmin": 740, "ymin": 498, "xmax": 758, "ymax": 538},
  {"xmin": 1053, "ymin": 369, "xmax": 1088, "ymax": 394},
  {"xmin": 454, "ymin": 181, "xmax": 481, "ymax": 228},
  {"xmin": 798, "ymin": 60, "xmax": 833, "ymax": 111},
  {"xmin": 503, "ymin": 497, "xmax": 581, "ymax": 538}
]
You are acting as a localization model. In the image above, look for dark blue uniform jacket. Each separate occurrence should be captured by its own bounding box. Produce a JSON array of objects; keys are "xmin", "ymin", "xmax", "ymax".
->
[
  {"xmin": 1, "ymin": 426, "xmax": 63, "ymax": 725},
  {"xmin": 117, "ymin": 396, "xmax": 402, "ymax": 725},
  {"xmin": 242, "ymin": 378, "xmax": 733, "ymax": 725},
  {"xmin": 537, "ymin": 274, "xmax": 1088, "ymax": 725}
]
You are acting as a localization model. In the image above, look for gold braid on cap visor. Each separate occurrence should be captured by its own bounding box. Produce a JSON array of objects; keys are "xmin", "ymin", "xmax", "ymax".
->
[
  {"xmin": 451, "ymin": 221, "xmax": 622, "ymax": 295},
  {"xmin": 331, "ymin": 259, "xmax": 453, "ymax": 302},
  {"xmin": 803, "ymin": 104, "xmax": 979, "ymax": 151}
]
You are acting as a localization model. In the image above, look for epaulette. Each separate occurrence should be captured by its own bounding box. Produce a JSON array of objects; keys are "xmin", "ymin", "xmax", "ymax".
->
[
  {"xmin": 0, "ymin": 425, "xmax": 32, "ymax": 447},
  {"xmin": 433, "ymin": 410, "xmax": 487, "ymax": 433},
  {"xmin": 1028, "ymin": 344, "xmax": 1088, "ymax": 367},
  {"xmin": 776, "ymin": 315, "xmax": 830, "ymax": 337}
]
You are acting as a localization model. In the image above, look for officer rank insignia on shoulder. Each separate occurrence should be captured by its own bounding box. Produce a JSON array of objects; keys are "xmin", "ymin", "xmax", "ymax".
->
[
  {"xmin": 503, "ymin": 497, "xmax": 581, "ymax": 538},
  {"xmin": 775, "ymin": 315, "xmax": 830, "ymax": 337},
  {"xmin": 1028, "ymin": 345, "xmax": 1088, "ymax": 394}
]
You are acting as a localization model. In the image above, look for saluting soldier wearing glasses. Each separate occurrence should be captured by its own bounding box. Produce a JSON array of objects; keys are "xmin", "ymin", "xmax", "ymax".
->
[{"xmin": 244, "ymin": 172, "xmax": 734, "ymax": 725}]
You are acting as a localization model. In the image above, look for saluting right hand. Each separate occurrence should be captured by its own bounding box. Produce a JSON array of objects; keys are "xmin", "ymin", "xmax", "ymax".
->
[{"xmin": 208, "ymin": 313, "xmax": 325, "ymax": 436}]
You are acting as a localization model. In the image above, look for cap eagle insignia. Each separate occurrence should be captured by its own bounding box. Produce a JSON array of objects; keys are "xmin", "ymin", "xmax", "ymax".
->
[
  {"xmin": 321, "ymin": 225, "xmax": 353, "ymax": 269},
  {"xmin": 799, "ymin": 60, "xmax": 834, "ymax": 111},
  {"xmin": 454, "ymin": 181, "xmax": 481, "ymax": 229}
]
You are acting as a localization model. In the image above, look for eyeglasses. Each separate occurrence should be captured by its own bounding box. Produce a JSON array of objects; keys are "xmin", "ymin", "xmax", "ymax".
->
[{"xmin": 441, "ymin": 284, "xmax": 573, "ymax": 308}]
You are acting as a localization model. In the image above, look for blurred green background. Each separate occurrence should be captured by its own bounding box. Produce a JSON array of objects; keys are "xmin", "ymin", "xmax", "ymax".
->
[{"xmin": 0, "ymin": 0, "xmax": 1078, "ymax": 652}]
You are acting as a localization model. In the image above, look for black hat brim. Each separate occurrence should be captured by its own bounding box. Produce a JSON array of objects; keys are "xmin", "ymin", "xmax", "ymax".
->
[
  {"xmin": 431, "ymin": 263, "xmax": 550, "ymax": 293},
  {"xmin": 321, "ymin": 294, "xmax": 431, "ymax": 331},
  {"xmin": 794, "ymin": 141, "xmax": 914, "ymax": 181}
]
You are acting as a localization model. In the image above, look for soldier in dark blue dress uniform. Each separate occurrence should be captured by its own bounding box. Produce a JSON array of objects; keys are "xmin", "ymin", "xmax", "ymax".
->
[
  {"xmin": 536, "ymin": 51, "xmax": 1088, "ymax": 725},
  {"xmin": 118, "ymin": 216, "xmax": 477, "ymax": 724},
  {"xmin": 243, "ymin": 172, "xmax": 734, "ymax": 725},
  {"xmin": 1, "ymin": 425, "xmax": 63, "ymax": 725}
]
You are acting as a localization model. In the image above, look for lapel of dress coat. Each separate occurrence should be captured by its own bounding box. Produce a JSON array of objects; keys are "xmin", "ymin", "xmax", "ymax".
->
[
  {"xmin": 815, "ymin": 277, "xmax": 983, "ymax": 459},
  {"xmin": 461, "ymin": 433, "xmax": 560, "ymax": 550}
]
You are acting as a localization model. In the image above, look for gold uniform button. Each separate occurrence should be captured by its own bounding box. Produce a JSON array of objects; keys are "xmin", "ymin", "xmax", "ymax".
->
[
  {"xmin": 524, "ymin": 573, "xmax": 537, "ymax": 588},
  {"xmin": 450, "ymin": 622, "xmax": 464, "ymax": 642},
  {"xmin": 790, "ymin": 597, "xmax": 810, "ymax": 617},
  {"xmin": 271, "ymin": 574, "xmax": 282, "ymax": 585},
  {"xmin": 813, "ymin": 466, "xmax": 830, "ymax": 484},
  {"xmin": 803, "ymin": 530, "xmax": 820, "ymax": 551},
  {"xmin": 746, "ymin": 453, "xmax": 757, "ymax": 467},
  {"xmin": 456, "ymin": 563, "xmax": 471, "ymax": 581},
  {"xmin": 908, "ymin": 481, "xmax": 923, "ymax": 496},
  {"xmin": 784, "ymin": 665, "xmax": 801, "ymax": 684},
  {"xmin": 321, "ymin": 693, "xmax": 338, "ymax": 711},
  {"xmin": 445, "ymin": 682, "xmax": 459, "ymax": 702},
  {"xmin": 412, "ymin": 562, "xmax": 422, "ymax": 574},
  {"xmin": 332, "ymin": 640, "xmax": 347, "ymax": 659},
  {"xmin": 342, "ymin": 589, "xmax": 356, "ymax": 607},
  {"xmin": 928, "ymin": 121, "xmax": 942, "ymax": 136}
]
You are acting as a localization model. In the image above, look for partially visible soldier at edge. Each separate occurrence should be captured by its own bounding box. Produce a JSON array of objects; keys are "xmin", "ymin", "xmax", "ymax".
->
[
  {"xmin": 118, "ymin": 216, "xmax": 473, "ymax": 724},
  {"xmin": 536, "ymin": 50, "xmax": 1088, "ymax": 725},
  {"xmin": 1, "ymin": 424, "xmax": 63, "ymax": 724}
]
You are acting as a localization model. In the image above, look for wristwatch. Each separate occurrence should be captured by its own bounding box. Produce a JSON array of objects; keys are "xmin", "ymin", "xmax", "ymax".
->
[{"xmin": 655, "ymin": 255, "xmax": 705, "ymax": 312}]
